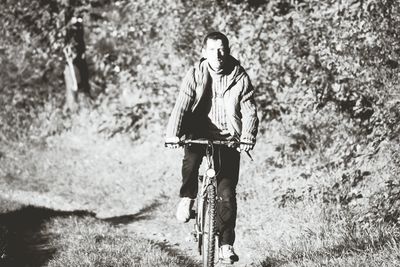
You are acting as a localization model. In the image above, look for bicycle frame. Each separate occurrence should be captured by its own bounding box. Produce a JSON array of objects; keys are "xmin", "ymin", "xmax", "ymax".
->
[{"xmin": 180, "ymin": 139, "xmax": 237, "ymax": 266}]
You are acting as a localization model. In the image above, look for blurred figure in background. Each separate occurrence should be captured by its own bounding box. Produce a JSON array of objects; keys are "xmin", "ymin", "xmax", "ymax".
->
[
  {"xmin": 165, "ymin": 32, "xmax": 259, "ymax": 264},
  {"xmin": 63, "ymin": 4, "xmax": 92, "ymax": 112}
]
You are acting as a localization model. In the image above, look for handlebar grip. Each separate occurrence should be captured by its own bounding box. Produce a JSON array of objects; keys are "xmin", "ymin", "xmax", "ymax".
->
[{"xmin": 164, "ymin": 142, "xmax": 180, "ymax": 147}]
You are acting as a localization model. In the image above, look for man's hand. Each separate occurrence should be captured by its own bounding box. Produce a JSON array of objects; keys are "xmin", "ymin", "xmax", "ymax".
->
[
  {"xmin": 165, "ymin": 136, "xmax": 180, "ymax": 149},
  {"xmin": 239, "ymin": 142, "xmax": 254, "ymax": 152}
]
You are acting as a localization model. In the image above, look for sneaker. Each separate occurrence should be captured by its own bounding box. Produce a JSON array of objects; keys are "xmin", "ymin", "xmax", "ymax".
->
[
  {"xmin": 176, "ymin": 197, "xmax": 194, "ymax": 222},
  {"xmin": 219, "ymin": 245, "xmax": 239, "ymax": 264}
]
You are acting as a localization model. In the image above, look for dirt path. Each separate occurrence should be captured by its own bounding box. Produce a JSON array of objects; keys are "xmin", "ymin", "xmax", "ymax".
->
[{"xmin": 121, "ymin": 197, "xmax": 260, "ymax": 267}]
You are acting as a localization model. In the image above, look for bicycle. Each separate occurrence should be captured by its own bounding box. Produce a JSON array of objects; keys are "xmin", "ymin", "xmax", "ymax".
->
[{"xmin": 177, "ymin": 139, "xmax": 240, "ymax": 267}]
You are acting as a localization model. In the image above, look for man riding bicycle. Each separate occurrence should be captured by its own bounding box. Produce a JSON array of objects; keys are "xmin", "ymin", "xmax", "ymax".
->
[{"xmin": 165, "ymin": 32, "xmax": 259, "ymax": 263}]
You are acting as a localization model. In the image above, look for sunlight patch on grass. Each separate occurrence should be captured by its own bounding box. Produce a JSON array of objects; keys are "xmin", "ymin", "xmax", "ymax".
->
[
  {"xmin": 257, "ymin": 205, "xmax": 400, "ymax": 267},
  {"xmin": 47, "ymin": 216, "xmax": 197, "ymax": 267}
]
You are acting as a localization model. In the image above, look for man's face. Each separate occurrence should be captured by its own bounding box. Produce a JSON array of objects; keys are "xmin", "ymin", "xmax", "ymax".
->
[{"xmin": 202, "ymin": 39, "xmax": 229, "ymax": 71}]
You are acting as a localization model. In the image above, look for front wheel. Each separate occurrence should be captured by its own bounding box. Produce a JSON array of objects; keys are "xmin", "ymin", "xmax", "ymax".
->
[{"xmin": 202, "ymin": 185, "xmax": 217, "ymax": 267}]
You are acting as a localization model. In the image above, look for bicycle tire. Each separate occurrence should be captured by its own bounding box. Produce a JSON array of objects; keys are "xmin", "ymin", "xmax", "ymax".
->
[{"xmin": 202, "ymin": 185, "xmax": 217, "ymax": 267}]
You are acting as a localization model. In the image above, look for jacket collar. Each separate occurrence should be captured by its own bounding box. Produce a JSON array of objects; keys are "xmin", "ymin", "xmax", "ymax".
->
[{"xmin": 196, "ymin": 56, "xmax": 244, "ymax": 91}]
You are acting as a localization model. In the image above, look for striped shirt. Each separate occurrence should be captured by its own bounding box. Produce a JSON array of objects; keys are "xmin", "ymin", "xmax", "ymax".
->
[{"xmin": 205, "ymin": 64, "xmax": 231, "ymax": 140}]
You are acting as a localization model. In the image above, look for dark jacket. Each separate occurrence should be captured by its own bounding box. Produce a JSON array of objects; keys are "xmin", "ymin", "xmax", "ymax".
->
[{"xmin": 166, "ymin": 56, "xmax": 259, "ymax": 144}]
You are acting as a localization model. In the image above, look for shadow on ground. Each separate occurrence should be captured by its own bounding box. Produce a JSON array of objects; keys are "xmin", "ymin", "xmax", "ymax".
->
[
  {"xmin": 0, "ymin": 199, "xmax": 197, "ymax": 267},
  {"xmin": 103, "ymin": 200, "xmax": 161, "ymax": 225},
  {"xmin": 0, "ymin": 206, "xmax": 96, "ymax": 267}
]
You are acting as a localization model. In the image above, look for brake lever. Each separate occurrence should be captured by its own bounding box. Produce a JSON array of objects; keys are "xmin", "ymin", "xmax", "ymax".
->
[
  {"xmin": 235, "ymin": 146, "xmax": 254, "ymax": 161},
  {"xmin": 246, "ymin": 151, "xmax": 254, "ymax": 161}
]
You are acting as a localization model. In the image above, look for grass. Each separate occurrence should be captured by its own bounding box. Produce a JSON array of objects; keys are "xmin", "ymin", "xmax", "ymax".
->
[
  {"xmin": 47, "ymin": 215, "xmax": 199, "ymax": 267},
  {"xmin": 259, "ymin": 210, "xmax": 400, "ymax": 267},
  {"xmin": 0, "ymin": 119, "xmax": 400, "ymax": 266}
]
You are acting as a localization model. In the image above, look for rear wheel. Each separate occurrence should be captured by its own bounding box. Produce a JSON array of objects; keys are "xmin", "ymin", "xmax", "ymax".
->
[{"xmin": 202, "ymin": 185, "xmax": 216, "ymax": 267}]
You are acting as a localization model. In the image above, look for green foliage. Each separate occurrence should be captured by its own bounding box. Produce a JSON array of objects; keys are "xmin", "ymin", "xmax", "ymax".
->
[
  {"xmin": 0, "ymin": 0, "xmax": 66, "ymax": 140},
  {"xmin": 322, "ymin": 170, "xmax": 368, "ymax": 206},
  {"xmin": 367, "ymin": 179, "xmax": 400, "ymax": 225},
  {"xmin": 2, "ymin": 0, "xmax": 400, "ymax": 142}
]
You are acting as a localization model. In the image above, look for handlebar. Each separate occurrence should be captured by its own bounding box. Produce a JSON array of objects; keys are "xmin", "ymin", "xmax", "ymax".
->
[
  {"xmin": 165, "ymin": 139, "xmax": 239, "ymax": 147},
  {"xmin": 178, "ymin": 139, "xmax": 238, "ymax": 147},
  {"xmin": 165, "ymin": 139, "xmax": 254, "ymax": 161}
]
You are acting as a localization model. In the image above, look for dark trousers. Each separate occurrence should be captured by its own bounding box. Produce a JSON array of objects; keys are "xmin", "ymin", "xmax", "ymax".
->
[{"xmin": 180, "ymin": 144, "xmax": 240, "ymax": 246}]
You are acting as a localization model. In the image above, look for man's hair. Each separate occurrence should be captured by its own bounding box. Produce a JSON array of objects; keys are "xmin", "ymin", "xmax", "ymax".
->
[{"xmin": 203, "ymin": 32, "xmax": 230, "ymax": 53}]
